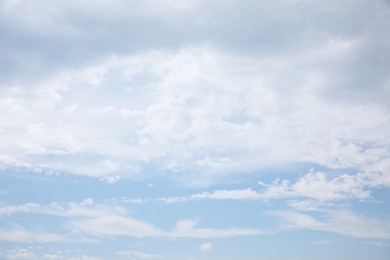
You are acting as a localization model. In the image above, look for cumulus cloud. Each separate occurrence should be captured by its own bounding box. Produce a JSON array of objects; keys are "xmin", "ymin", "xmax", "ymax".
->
[
  {"xmin": 0, "ymin": 1, "xmax": 390, "ymax": 185},
  {"xmin": 1, "ymin": 0, "xmax": 390, "ymax": 257},
  {"xmin": 0, "ymin": 13, "xmax": 389, "ymax": 184},
  {"xmin": 257, "ymin": 170, "xmax": 372, "ymax": 201}
]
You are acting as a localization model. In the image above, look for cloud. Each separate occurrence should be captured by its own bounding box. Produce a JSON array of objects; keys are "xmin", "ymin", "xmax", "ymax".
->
[
  {"xmin": 0, "ymin": 35, "xmax": 389, "ymax": 185},
  {"xmin": 365, "ymin": 241, "xmax": 389, "ymax": 248},
  {"xmin": 1, "ymin": 0, "xmax": 389, "ymax": 259},
  {"xmin": 192, "ymin": 188, "xmax": 260, "ymax": 200},
  {"xmin": 3, "ymin": 248, "xmax": 38, "ymax": 260},
  {"xmin": 72, "ymin": 216, "xmax": 266, "ymax": 239},
  {"xmin": 1, "ymin": 0, "xmax": 389, "ymax": 86},
  {"xmin": 0, "ymin": 228, "xmax": 64, "ymax": 243},
  {"xmin": 172, "ymin": 219, "xmax": 265, "ymax": 239},
  {"xmin": 0, "ymin": 199, "xmax": 267, "ymax": 240},
  {"xmin": 42, "ymin": 254, "xmax": 66, "ymax": 260},
  {"xmin": 0, "ymin": 199, "xmax": 126, "ymax": 218},
  {"xmin": 71, "ymin": 215, "xmax": 162, "ymax": 238},
  {"xmin": 199, "ymin": 242, "xmax": 213, "ymax": 252},
  {"xmin": 270, "ymin": 209, "xmax": 390, "ymax": 239},
  {"xmin": 68, "ymin": 256, "xmax": 100, "ymax": 260},
  {"xmin": 257, "ymin": 169, "xmax": 372, "ymax": 201},
  {"xmin": 313, "ymin": 240, "xmax": 331, "ymax": 246},
  {"xmin": 99, "ymin": 175, "xmax": 121, "ymax": 184},
  {"xmin": 116, "ymin": 251, "xmax": 163, "ymax": 259},
  {"xmin": 1, "ymin": 248, "xmax": 100, "ymax": 260},
  {"xmin": 132, "ymin": 168, "xmax": 387, "ymax": 204}
]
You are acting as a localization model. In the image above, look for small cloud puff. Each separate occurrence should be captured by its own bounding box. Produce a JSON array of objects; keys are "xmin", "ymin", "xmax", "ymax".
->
[
  {"xmin": 99, "ymin": 175, "xmax": 120, "ymax": 184},
  {"xmin": 199, "ymin": 242, "xmax": 213, "ymax": 252}
]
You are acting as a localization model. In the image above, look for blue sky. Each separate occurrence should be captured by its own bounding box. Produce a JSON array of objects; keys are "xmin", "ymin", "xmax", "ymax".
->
[{"xmin": 1, "ymin": 0, "xmax": 390, "ymax": 259}]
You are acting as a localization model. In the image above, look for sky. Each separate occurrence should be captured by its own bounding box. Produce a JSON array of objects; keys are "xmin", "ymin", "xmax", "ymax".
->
[{"xmin": 0, "ymin": 0, "xmax": 390, "ymax": 259}]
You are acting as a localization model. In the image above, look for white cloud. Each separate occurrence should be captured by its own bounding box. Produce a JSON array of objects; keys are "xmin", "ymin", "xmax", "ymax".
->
[
  {"xmin": 2, "ymin": 248, "xmax": 102, "ymax": 260},
  {"xmin": 79, "ymin": 198, "xmax": 94, "ymax": 206},
  {"xmin": 258, "ymin": 170, "xmax": 372, "ymax": 201},
  {"xmin": 0, "ymin": 199, "xmax": 126, "ymax": 219},
  {"xmin": 270, "ymin": 209, "xmax": 390, "ymax": 239},
  {"xmin": 0, "ymin": 44, "xmax": 388, "ymax": 186},
  {"xmin": 71, "ymin": 215, "xmax": 162, "ymax": 238},
  {"xmin": 5, "ymin": 248, "xmax": 37, "ymax": 260},
  {"xmin": 42, "ymin": 254, "xmax": 65, "ymax": 260},
  {"xmin": 68, "ymin": 256, "xmax": 100, "ymax": 260},
  {"xmin": 71, "ymin": 216, "xmax": 265, "ymax": 239},
  {"xmin": 172, "ymin": 219, "xmax": 265, "ymax": 238},
  {"xmin": 313, "ymin": 240, "xmax": 330, "ymax": 245},
  {"xmin": 365, "ymin": 241, "xmax": 389, "ymax": 248},
  {"xmin": 199, "ymin": 242, "xmax": 213, "ymax": 252},
  {"xmin": 181, "ymin": 169, "xmax": 385, "ymax": 202},
  {"xmin": 1, "ymin": 0, "xmax": 389, "ymax": 258},
  {"xmin": 0, "ymin": 228, "xmax": 64, "ymax": 243},
  {"xmin": 0, "ymin": 199, "xmax": 267, "ymax": 240},
  {"xmin": 116, "ymin": 250, "xmax": 163, "ymax": 259},
  {"xmin": 1, "ymin": 248, "xmax": 100, "ymax": 260},
  {"xmin": 99, "ymin": 175, "xmax": 121, "ymax": 184},
  {"xmin": 133, "ymin": 168, "xmax": 385, "ymax": 204}
]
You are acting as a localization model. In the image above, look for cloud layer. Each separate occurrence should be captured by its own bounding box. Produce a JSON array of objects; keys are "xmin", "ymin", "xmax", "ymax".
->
[
  {"xmin": 1, "ymin": 0, "xmax": 390, "ymax": 259},
  {"xmin": 1, "ymin": 46, "xmax": 389, "ymax": 186}
]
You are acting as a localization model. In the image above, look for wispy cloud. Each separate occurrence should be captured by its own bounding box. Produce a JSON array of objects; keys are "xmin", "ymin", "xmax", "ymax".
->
[
  {"xmin": 123, "ymin": 169, "xmax": 385, "ymax": 204},
  {"xmin": 0, "ymin": 228, "xmax": 64, "ymax": 243},
  {"xmin": 269, "ymin": 209, "xmax": 390, "ymax": 239},
  {"xmin": 116, "ymin": 251, "xmax": 163, "ymax": 259},
  {"xmin": 0, "ymin": 199, "xmax": 267, "ymax": 241}
]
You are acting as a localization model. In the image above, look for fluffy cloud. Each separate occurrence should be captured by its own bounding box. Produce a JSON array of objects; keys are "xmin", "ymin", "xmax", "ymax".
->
[
  {"xmin": 0, "ymin": 46, "xmax": 389, "ymax": 186},
  {"xmin": 2, "ymin": 0, "xmax": 389, "ymax": 258},
  {"xmin": 1, "ymin": 0, "xmax": 389, "ymax": 85},
  {"xmin": 257, "ymin": 170, "xmax": 372, "ymax": 201},
  {"xmin": 0, "ymin": 1, "xmax": 389, "ymax": 186}
]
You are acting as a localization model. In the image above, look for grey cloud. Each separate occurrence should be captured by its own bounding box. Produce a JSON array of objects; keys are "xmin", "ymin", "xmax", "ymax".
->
[
  {"xmin": 1, "ymin": 0, "xmax": 389, "ymax": 88},
  {"xmin": 1, "ymin": 0, "xmax": 389, "ymax": 186}
]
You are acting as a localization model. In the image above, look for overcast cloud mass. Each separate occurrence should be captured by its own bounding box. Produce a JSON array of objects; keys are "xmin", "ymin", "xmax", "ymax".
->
[{"xmin": 1, "ymin": 0, "xmax": 390, "ymax": 259}]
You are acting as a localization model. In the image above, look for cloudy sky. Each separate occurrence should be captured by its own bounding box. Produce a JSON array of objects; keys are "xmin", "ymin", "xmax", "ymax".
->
[{"xmin": 1, "ymin": 0, "xmax": 390, "ymax": 259}]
